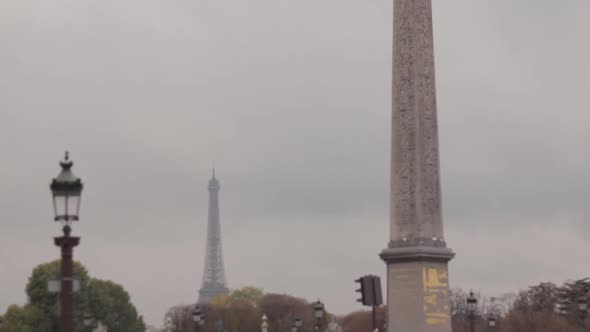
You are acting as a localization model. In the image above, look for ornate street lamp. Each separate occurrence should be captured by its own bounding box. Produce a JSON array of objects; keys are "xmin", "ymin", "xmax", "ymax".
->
[
  {"xmin": 261, "ymin": 314, "xmax": 269, "ymax": 332},
  {"xmin": 295, "ymin": 317, "xmax": 302, "ymax": 332},
  {"xmin": 467, "ymin": 290, "xmax": 478, "ymax": 332},
  {"xmin": 215, "ymin": 320, "xmax": 225, "ymax": 332},
  {"xmin": 579, "ymin": 295, "xmax": 588, "ymax": 331},
  {"xmin": 51, "ymin": 152, "xmax": 83, "ymax": 332},
  {"xmin": 193, "ymin": 305, "xmax": 205, "ymax": 331},
  {"xmin": 165, "ymin": 317, "xmax": 175, "ymax": 332},
  {"xmin": 51, "ymin": 152, "xmax": 83, "ymax": 223},
  {"xmin": 313, "ymin": 300, "xmax": 325, "ymax": 331},
  {"xmin": 579, "ymin": 295, "xmax": 588, "ymax": 312},
  {"xmin": 83, "ymin": 313, "xmax": 98, "ymax": 331},
  {"xmin": 487, "ymin": 315, "xmax": 497, "ymax": 331}
]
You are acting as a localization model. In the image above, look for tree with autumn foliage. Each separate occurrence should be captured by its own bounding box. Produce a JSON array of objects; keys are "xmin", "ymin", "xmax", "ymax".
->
[
  {"xmin": 164, "ymin": 287, "xmax": 330, "ymax": 332},
  {"xmin": 339, "ymin": 307, "xmax": 386, "ymax": 332},
  {"xmin": 451, "ymin": 279, "xmax": 590, "ymax": 332}
]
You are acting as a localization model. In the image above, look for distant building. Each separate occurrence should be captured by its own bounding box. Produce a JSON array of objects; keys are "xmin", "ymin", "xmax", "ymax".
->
[{"xmin": 198, "ymin": 169, "xmax": 230, "ymax": 303}]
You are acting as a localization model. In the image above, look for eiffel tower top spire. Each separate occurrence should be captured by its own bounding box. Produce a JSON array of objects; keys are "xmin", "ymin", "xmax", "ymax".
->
[
  {"xmin": 198, "ymin": 169, "xmax": 229, "ymax": 304},
  {"xmin": 209, "ymin": 167, "xmax": 219, "ymax": 191}
]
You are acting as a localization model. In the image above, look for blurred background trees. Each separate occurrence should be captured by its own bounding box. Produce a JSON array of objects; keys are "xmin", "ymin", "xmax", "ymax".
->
[
  {"xmin": 1, "ymin": 260, "xmax": 145, "ymax": 332},
  {"xmin": 450, "ymin": 279, "xmax": 590, "ymax": 332},
  {"xmin": 161, "ymin": 278, "xmax": 590, "ymax": 332},
  {"xmin": 7, "ymin": 264, "xmax": 588, "ymax": 332},
  {"xmin": 165, "ymin": 287, "xmax": 330, "ymax": 332}
]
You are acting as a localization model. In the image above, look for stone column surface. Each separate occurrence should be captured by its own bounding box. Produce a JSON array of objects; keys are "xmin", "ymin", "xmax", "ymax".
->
[{"xmin": 381, "ymin": 0, "xmax": 454, "ymax": 331}]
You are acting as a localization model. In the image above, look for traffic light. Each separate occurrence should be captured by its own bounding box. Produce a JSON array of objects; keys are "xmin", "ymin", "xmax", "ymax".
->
[
  {"xmin": 355, "ymin": 276, "xmax": 372, "ymax": 305},
  {"xmin": 355, "ymin": 275, "xmax": 383, "ymax": 307}
]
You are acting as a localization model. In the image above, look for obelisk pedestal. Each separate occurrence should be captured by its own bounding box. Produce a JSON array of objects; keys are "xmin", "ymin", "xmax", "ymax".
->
[{"xmin": 380, "ymin": 1, "xmax": 454, "ymax": 331}]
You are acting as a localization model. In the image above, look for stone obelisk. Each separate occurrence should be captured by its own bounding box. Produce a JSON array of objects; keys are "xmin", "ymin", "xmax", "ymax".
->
[{"xmin": 380, "ymin": 1, "xmax": 454, "ymax": 332}]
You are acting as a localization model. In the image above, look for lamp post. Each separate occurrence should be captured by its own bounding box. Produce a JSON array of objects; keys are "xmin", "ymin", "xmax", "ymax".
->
[
  {"xmin": 313, "ymin": 300, "xmax": 325, "ymax": 331},
  {"xmin": 261, "ymin": 314, "xmax": 269, "ymax": 332},
  {"xmin": 467, "ymin": 290, "xmax": 477, "ymax": 332},
  {"xmin": 487, "ymin": 315, "xmax": 497, "ymax": 332},
  {"xmin": 51, "ymin": 152, "xmax": 83, "ymax": 332},
  {"xmin": 215, "ymin": 320, "xmax": 224, "ymax": 332},
  {"xmin": 165, "ymin": 317, "xmax": 175, "ymax": 332},
  {"xmin": 579, "ymin": 295, "xmax": 588, "ymax": 331},
  {"xmin": 193, "ymin": 305, "xmax": 205, "ymax": 332},
  {"xmin": 295, "ymin": 317, "xmax": 302, "ymax": 332},
  {"xmin": 83, "ymin": 313, "xmax": 98, "ymax": 331}
]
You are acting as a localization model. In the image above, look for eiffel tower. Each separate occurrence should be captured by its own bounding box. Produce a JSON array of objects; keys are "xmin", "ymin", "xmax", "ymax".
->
[{"xmin": 198, "ymin": 169, "xmax": 229, "ymax": 304}]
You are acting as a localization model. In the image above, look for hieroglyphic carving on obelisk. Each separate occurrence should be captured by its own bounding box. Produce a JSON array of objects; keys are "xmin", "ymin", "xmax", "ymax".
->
[{"xmin": 381, "ymin": 1, "xmax": 455, "ymax": 331}]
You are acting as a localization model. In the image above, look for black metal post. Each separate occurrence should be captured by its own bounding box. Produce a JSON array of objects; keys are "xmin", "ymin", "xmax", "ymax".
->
[
  {"xmin": 54, "ymin": 225, "xmax": 79, "ymax": 332},
  {"xmin": 372, "ymin": 305, "xmax": 377, "ymax": 332}
]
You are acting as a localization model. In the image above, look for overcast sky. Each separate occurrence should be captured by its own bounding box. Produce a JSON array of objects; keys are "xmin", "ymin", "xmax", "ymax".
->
[{"xmin": 1, "ymin": 0, "xmax": 590, "ymax": 327}]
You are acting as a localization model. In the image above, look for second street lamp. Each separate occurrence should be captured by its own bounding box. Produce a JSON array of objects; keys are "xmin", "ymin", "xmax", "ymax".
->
[
  {"xmin": 467, "ymin": 290, "xmax": 478, "ymax": 332},
  {"xmin": 83, "ymin": 313, "xmax": 98, "ymax": 331},
  {"xmin": 487, "ymin": 315, "xmax": 497, "ymax": 332},
  {"xmin": 51, "ymin": 152, "xmax": 83, "ymax": 332},
  {"xmin": 293, "ymin": 317, "xmax": 302, "ymax": 332},
  {"xmin": 313, "ymin": 300, "xmax": 325, "ymax": 331},
  {"xmin": 165, "ymin": 317, "xmax": 175, "ymax": 332},
  {"xmin": 193, "ymin": 305, "xmax": 205, "ymax": 331},
  {"xmin": 579, "ymin": 295, "xmax": 588, "ymax": 332},
  {"xmin": 261, "ymin": 314, "xmax": 269, "ymax": 332}
]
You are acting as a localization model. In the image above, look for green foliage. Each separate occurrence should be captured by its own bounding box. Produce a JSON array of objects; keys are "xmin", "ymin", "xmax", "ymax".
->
[
  {"xmin": 21, "ymin": 260, "xmax": 91, "ymax": 331},
  {"xmin": 229, "ymin": 286, "xmax": 264, "ymax": 304},
  {"xmin": 1, "ymin": 260, "xmax": 145, "ymax": 332},
  {"xmin": 86, "ymin": 279, "xmax": 145, "ymax": 332},
  {"xmin": 1, "ymin": 304, "xmax": 52, "ymax": 332},
  {"xmin": 210, "ymin": 286, "xmax": 264, "ymax": 307}
]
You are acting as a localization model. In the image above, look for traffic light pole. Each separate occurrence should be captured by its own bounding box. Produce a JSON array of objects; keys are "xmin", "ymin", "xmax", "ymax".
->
[
  {"xmin": 372, "ymin": 305, "xmax": 377, "ymax": 332},
  {"xmin": 355, "ymin": 275, "xmax": 383, "ymax": 332}
]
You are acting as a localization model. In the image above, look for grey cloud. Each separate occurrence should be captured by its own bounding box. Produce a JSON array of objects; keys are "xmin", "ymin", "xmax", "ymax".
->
[{"xmin": 1, "ymin": 0, "xmax": 590, "ymax": 326}]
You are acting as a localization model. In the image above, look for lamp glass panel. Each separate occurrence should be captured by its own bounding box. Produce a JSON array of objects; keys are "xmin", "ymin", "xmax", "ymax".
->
[
  {"xmin": 66, "ymin": 195, "xmax": 81, "ymax": 219},
  {"xmin": 53, "ymin": 195, "xmax": 66, "ymax": 219}
]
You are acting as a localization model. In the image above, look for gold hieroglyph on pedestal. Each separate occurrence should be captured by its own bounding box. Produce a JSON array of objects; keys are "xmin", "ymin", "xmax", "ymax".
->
[{"xmin": 423, "ymin": 267, "xmax": 450, "ymax": 326}]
